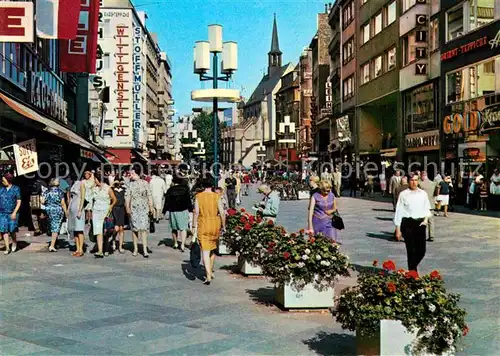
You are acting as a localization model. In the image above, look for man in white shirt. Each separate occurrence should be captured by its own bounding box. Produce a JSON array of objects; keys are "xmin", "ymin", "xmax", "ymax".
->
[
  {"xmin": 394, "ymin": 175, "xmax": 432, "ymax": 272},
  {"xmin": 149, "ymin": 169, "xmax": 167, "ymax": 223}
]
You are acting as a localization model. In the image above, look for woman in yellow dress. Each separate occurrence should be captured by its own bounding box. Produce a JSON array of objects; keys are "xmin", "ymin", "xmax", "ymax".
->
[{"xmin": 193, "ymin": 177, "xmax": 226, "ymax": 285}]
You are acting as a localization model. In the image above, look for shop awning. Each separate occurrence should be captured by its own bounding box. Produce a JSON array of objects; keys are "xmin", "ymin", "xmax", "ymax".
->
[
  {"xmin": 0, "ymin": 92, "xmax": 106, "ymax": 155},
  {"xmin": 106, "ymin": 149, "xmax": 132, "ymax": 165}
]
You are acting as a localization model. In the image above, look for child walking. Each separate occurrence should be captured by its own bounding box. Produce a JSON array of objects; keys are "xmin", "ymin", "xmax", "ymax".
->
[{"xmin": 479, "ymin": 179, "xmax": 488, "ymax": 211}]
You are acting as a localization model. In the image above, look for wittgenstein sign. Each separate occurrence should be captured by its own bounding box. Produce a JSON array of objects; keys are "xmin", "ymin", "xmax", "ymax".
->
[{"xmin": 132, "ymin": 22, "xmax": 143, "ymax": 149}]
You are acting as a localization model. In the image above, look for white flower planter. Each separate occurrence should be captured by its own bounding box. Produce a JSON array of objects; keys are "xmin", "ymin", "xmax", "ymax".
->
[
  {"xmin": 275, "ymin": 283, "xmax": 334, "ymax": 309},
  {"xmin": 237, "ymin": 256, "xmax": 262, "ymax": 275},
  {"xmin": 298, "ymin": 191, "xmax": 310, "ymax": 200},
  {"xmin": 356, "ymin": 320, "xmax": 453, "ymax": 356},
  {"xmin": 217, "ymin": 239, "xmax": 232, "ymax": 255}
]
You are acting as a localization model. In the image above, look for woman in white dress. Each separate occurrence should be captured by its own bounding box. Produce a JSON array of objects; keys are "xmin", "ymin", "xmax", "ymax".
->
[
  {"xmin": 68, "ymin": 177, "xmax": 86, "ymax": 256},
  {"xmin": 92, "ymin": 173, "xmax": 117, "ymax": 258}
]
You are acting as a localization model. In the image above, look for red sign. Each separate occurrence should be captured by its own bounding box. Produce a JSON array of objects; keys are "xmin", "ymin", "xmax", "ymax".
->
[
  {"xmin": 441, "ymin": 36, "xmax": 488, "ymax": 61},
  {"xmin": 59, "ymin": 0, "xmax": 100, "ymax": 73},
  {"xmin": 0, "ymin": 2, "xmax": 33, "ymax": 42}
]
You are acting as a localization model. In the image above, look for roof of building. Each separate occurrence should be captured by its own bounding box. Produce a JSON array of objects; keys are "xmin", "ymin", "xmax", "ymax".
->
[
  {"xmin": 244, "ymin": 63, "xmax": 292, "ymax": 107},
  {"xmin": 269, "ymin": 14, "xmax": 282, "ymax": 55}
]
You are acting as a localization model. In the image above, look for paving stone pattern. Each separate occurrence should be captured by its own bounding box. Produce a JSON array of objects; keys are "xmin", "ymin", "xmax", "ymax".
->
[{"xmin": 0, "ymin": 186, "xmax": 498, "ymax": 355}]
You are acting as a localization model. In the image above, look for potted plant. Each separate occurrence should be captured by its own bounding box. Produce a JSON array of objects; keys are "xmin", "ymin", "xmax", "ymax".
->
[
  {"xmin": 237, "ymin": 219, "xmax": 285, "ymax": 275},
  {"xmin": 261, "ymin": 231, "xmax": 350, "ymax": 308},
  {"xmin": 334, "ymin": 260, "xmax": 468, "ymax": 355},
  {"xmin": 219, "ymin": 208, "xmax": 248, "ymax": 255}
]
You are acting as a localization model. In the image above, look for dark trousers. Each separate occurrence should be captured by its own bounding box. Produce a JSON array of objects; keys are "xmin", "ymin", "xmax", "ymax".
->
[
  {"xmin": 227, "ymin": 189, "xmax": 236, "ymax": 208},
  {"xmin": 401, "ymin": 217, "xmax": 426, "ymax": 272}
]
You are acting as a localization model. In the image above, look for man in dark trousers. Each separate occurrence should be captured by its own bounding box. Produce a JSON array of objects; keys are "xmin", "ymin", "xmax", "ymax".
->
[
  {"xmin": 394, "ymin": 175, "xmax": 432, "ymax": 272},
  {"xmin": 225, "ymin": 171, "xmax": 237, "ymax": 208}
]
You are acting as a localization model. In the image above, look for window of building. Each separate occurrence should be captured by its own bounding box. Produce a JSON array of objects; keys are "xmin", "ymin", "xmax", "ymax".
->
[
  {"xmin": 343, "ymin": 1, "xmax": 354, "ymax": 28},
  {"xmin": 403, "ymin": 32, "xmax": 417, "ymax": 66},
  {"xmin": 403, "ymin": 83, "xmax": 436, "ymax": 133},
  {"xmin": 402, "ymin": 0, "xmax": 416, "ymax": 13},
  {"xmin": 469, "ymin": 0, "xmax": 495, "ymax": 31},
  {"xmin": 373, "ymin": 55, "xmax": 383, "ymax": 78},
  {"xmin": 373, "ymin": 12, "xmax": 382, "ymax": 36},
  {"xmin": 0, "ymin": 43, "xmax": 25, "ymax": 89},
  {"xmin": 361, "ymin": 62, "xmax": 370, "ymax": 84},
  {"xmin": 429, "ymin": 18, "xmax": 439, "ymax": 51},
  {"xmin": 447, "ymin": 69, "xmax": 466, "ymax": 103},
  {"xmin": 446, "ymin": 1, "xmax": 496, "ymax": 41},
  {"xmin": 447, "ymin": 5, "xmax": 464, "ymax": 41},
  {"xmin": 387, "ymin": 47, "xmax": 396, "ymax": 70},
  {"xmin": 472, "ymin": 59, "xmax": 496, "ymax": 98},
  {"xmin": 386, "ymin": 1, "xmax": 396, "ymax": 26},
  {"xmin": 342, "ymin": 37, "xmax": 355, "ymax": 64},
  {"xmin": 343, "ymin": 75, "xmax": 354, "ymax": 99},
  {"xmin": 361, "ymin": 23, "xmax": 370, "ymax": 44}
]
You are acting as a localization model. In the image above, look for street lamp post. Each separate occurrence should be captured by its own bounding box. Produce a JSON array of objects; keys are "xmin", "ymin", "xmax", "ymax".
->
[
  {"xmin": 278, "ymin": 115, "xmax": 296, "ymax": 175},
  {"xmin": 193, "ymin": 24, "xmax": 239, "ymax": 183}
]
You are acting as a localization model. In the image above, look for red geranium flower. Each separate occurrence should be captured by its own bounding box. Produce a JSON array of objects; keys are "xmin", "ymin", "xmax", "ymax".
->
[
  {"xmin": 382, "ymin": 260, "xmax": 396, "ymax": 271},
  {"xmin": 244, "ymin": 223, "xmax": 252, "ymax": 231},
  {"xmin": 268, "ymin": 241, "xmax": 276, "ymax": 248},
  {"xmin": 372, "ymin": 260, "xmax": 378, "ymax": 267},
  {"xmin": 227, "ymin": 208, "xmax": 237, "ymax": 216},
  {"xmin": 386, "ymin": 282, "xmax": 397, "ymax": 293},
  {"xmin": 463, "ymin": 325, "xmax": 469, "ymax": 336},
  {"xmin": 240, "ymin": 208, "xmax": 246, "ymax": 212},
  {"xmin": 429, "ymin": 270, "xmax": 442, "ymax": 280},
  {"xmin": 405, "ymin": 270, "xmax": 419, "ymax": 280},
  {"xmin": 240, "ymin": 216, "xmax": 247, "ymax": 223},
  {"xmin": 248, "ymin": 215, "xmax": 255, "ymax": 222},
  {"xmin": 290, "ymin": 233, "xmax": 297, "ymax": 238},
  {"xmin": 256, "ymin": 217, "xmax": 262, "ymax": 223},
  {"xmin": 267, "ymin": 220, "xmax": 274, "ymax": 226},
  {"xmin": 283, "ymin": 252, "xmax": 291, "ymax": 260}
]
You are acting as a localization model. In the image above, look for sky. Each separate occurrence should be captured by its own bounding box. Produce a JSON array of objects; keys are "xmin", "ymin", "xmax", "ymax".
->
[{"xmin": 133, "ymin": 0, "xmax": 330, "ymax": 117}]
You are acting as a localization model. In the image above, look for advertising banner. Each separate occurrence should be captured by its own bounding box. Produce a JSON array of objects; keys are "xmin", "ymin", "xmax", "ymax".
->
[
  {"xmin": 13, "ymin": 139, "xmax": 38, "ymax": 175},
  {"xmin": 0, "ymin": 1, "xmax": 34, "ymax": 42},
  {"xmin": 36, "ymin": 0, "xmax": 81, "ymax": 39}
]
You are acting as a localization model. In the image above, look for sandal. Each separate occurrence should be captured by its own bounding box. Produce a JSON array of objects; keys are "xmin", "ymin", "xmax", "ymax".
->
[{"xmin": 94, "ymin": 252, "xmax": 104, "ymax": 258}]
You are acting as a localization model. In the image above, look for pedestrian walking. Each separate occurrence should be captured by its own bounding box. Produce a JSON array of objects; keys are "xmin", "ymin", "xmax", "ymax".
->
[
  {"xmin": 418, "ymin": 171, "xmax": 436, "ymax": 242},
  {"xmin": 394, "ymin": 175, "xmax": 432, "ymax": 272},
  {"xmin": 165, "ymin": 176, "xmax": 192, "ymax": 252},
  {"xmin": 92, "ymin": 173, "xmax": 117, "ymax": 258},
  {"xmin": 379, "ymin": 171, "xmax": 387, "ymax": 196},
  {"xmin": 192, "ymin": 176, "xmax": 225, "ymax": 285},
  {"xmin": 479, "ymin": 179, "xmax": 489, "ymax": 211},
  {"xmin": 0, "ymin": 173, "xmax": 21, "ymax": 255},
  {"xmin": 68, "ymin": 176, "xmax": 86, "ymax": 257},
  {"xmin": 255, "ymin": 184, "xmax": 280, "ymax": 223},
  {"xmin": 112, "ymin": 179, "xmax": 126, "ymax": 253},
  {"xmin": 436, "ymin": 176, "xmax": 451, "ymax": 217},
  {"xmin": 333, "ymin": 167, "xmax": 342, "ymax": 197},
  {"xmin": 149, "ymin": 169, "xmax": 167, "ymax": 223},
  {"xmin": 42, "ymin": 179, "xmax": 68, "ymax": 252},
  {"xmin": 225, "ymin": 171, "xmax": 237, "ymax": 208},
  {"xmin": 489, "ymin": 169, "xmax": 500, "ymax": 210},
  {"xmin": 389, "ymin": 171, "xmax": 402, "ymax": 210},
  {"xmin": 83, "ymin": 170, "xmax": 95, "ymax": 222},
  {"xmin": 126, "ymin": 169, "xmax": 154, "ymax": 257},
  {"xmin": 307, "ymin": 180, "xmax": 340, "ymax": 243}
]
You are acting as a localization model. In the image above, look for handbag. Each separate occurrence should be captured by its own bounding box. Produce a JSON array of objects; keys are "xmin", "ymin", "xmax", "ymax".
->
[
  {"xmin": 149, "ymin": 214, "xmax": 155, "ymax": 234},
  {"xmin": 104, "ymin": 216, "xmax": 115, "ymax": 234},
  {"xmin": 190, "ymin": 240, "xmax": 201, "ymax": 269},
  {"xmin": 331, "ymin": 210, "xmax": 345, "ymax": 230}
]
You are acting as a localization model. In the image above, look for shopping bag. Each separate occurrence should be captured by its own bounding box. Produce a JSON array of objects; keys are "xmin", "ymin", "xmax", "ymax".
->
[
  {"xmin": 190, "ymin": 240, "xmax": 201, "ymax": 269},
  {"xmin": 59, "ymin": 221, "xmax": 68, "ymax": 235}
]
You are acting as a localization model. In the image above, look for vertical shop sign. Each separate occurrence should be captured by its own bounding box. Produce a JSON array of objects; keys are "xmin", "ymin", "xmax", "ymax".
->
[
  {"xmin": 132, "ymin": 24, "xmax": 142, "ymax": 148},
  {"xmin": 115, "ymin": 23, "xmax": 130, "ymax": 137}
]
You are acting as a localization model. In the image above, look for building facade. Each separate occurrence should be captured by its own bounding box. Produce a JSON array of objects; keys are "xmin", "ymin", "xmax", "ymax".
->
[{"xmin": 298, "ymin": 48, "xmax": 314, "ymax": 159}]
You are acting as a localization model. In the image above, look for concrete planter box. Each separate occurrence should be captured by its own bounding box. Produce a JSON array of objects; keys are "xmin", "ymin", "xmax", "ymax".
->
[
  {"xmin": 237, "ymin": 256, "xmax": 262, "ymax": 275},
  {"xmin": 298, "ymin": 191, "xmax": 310, "ymax": 200},
  {"xmin": 275, "ymin": 283, "xmax": 334, "ymax": 309},
  {"xmin": 217, "ymin": 239, "xmax": 232, "ymax": 255},
  {"xmin": 356, "ymin": 320, "xmax": 452, "ymax": 356}
]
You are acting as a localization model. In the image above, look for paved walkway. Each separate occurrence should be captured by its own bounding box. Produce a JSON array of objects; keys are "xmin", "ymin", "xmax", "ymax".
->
[{"xmin": 1, "ymin": 187, "xmax": 498, "ymax": 355}]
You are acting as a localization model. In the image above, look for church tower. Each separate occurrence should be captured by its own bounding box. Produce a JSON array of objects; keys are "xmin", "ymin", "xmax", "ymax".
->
[{"xmin": 268, "ymin": 14, "xmax": 282, "ymax": 77}]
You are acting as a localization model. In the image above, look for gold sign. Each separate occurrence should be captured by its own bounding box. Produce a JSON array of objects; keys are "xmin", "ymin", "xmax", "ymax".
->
[{"xmin": 443, "ymin": 111, "xmax": 481, "ymax": 134}]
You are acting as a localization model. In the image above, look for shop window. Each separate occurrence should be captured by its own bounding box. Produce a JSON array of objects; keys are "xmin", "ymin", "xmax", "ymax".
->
[
  {"xmin": 447, "ymin": 5, "xmax": 464, "ymax": 41},
  {"xmin": 402, "ymin": 32, "xmax": 417, "ymax": 67},
  {"xmin": 385, "ymin": 1, "xmax": 396, "ymax": 26},
  {"xmin": 342, "ymin": 37, "xmax": 354, "ymax": 64},
  {"xmin": 404, "ymin": 83, "xmax": 436, "ymax": 133},
  {"xmin": 361, "ymin": 23, "xmax": 370, "ymax": 45},
  {"xmin": 343, "ymin": 1, "xmax": 354, "ymax": 28},
  {"xmin": 447, "ymin": 69, "xmax": 466, "ymax": 103},
  {"xmin": 373, "ymin": 12, "xmax": 382, "ymax": 36},
  {"xmin": 373, "ymin": 55, "xmax": 383, "ymax": 78},
  {"xmin": 343, "ymin": 75, "xmax": 354, "ymax": 100},
  {"xmin": 0, "ymin": 43, "xmax": 26, "ymax": 89},
  {"xmin": 472, "ymin": 60, "xmax": 496, "ymax": 98},
  {"xmin": 387, "ymin": 47, "xmax": 396, "ymax": 71},
  {"xmin": 402, "ymin": 0, "xmax": 416, "ymax": 13},
  {"xmin": 361, "ymin": 62, "xmax": 370, "ymax": 84},
  {"xmin": 429, "ymin": 19, "xmax": 439, "ymax": 51}
]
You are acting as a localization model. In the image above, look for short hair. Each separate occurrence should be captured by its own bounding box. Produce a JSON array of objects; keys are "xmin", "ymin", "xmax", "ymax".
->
[
  {"xmin": 310, "ymin": 176, "xmax": 320, "ymax": 184},
  {"xmin": 49, "ymin": 178, "xmax": 60, "ymax": 187},
  {"xmin": 257, "ymin": 184, "xmax": 270, "ymax": 193},
  {"xmin": 200, "ymin": 176, "xmax": 214, "ymax": 189},
  {"xmin": 318, "ymin": 180, "xmax": 332, "ymax": 192}
]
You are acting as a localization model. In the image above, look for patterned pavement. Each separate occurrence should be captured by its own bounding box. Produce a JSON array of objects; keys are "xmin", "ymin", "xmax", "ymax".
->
[{"xmin": 0, "ymin": 186, "xmax": 498, "ymax": 355}]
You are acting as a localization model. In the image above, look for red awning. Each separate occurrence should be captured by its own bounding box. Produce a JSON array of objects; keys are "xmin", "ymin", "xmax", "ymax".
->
[{"xmin": 105, "ymin": 149, "xmax": 132, "ymax": 164}]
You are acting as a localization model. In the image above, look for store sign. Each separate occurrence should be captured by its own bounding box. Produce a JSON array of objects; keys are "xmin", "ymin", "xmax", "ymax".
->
[
  {"xmin": 405, "ymin": 129, "xmax": 440, "ymax": 152},
  {"xmin": 30, "ymin": 73, "xmax": 68, "ymax": 123},
  {"xmin": 443, "ymin": 111, "xmax": 481, "ymax": 135},
  {"xmin": 480, "ymin": 107, "xmax": 500, "ymax": 133},
  {"xmin": 415, "ymin": 14, "xmax": 428, "ymax": 76},
  {"xmin": 441, "ymin": 36, "xmax": 489, "ymax": 61},
  {"xmin": 0, "ymin": 2, "xmax": 33, "ymax": 42},
  {"xmin": 336, "ymin": 115, "xmax": 351, "ymax": 143},
  {"xmin": 116, "ymin": 23, "xmax": 130, "ymax": 137},
  {"xmin": 13, "ymin": 139, "xmax": 38, "ymax": 175},
  {"xmin": 132, "ymin": 24, "xmax": 143, "ymax": 148},
  {"xmin": 458, "ymin": 142, "xmax": 486, "ymax": 162}
]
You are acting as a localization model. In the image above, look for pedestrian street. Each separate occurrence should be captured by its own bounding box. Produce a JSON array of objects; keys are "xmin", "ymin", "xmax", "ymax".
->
[{"xmin": 1, "ymin": 188, "xmax": 499, "ymax": 355}]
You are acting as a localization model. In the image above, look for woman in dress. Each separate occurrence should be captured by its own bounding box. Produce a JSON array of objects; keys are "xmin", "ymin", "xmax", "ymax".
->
[
  {"xmin": 379, "ymin": 171, "xmax": 387, "ymax": 196},
  {"xmin": 0, "ymin": 173, "xmax": 21, "ymax": 255},
  {"xmin": 307, "ymin": 180, "xmax": 340, "ymax": 243},
  {"xmin": 42, "ymin": 178, "xmax": 68, "ymax": 252},
  {"xmin": 92, "ymin": 172, "xmax": 117, "ymax": 258},
  {"xmin": 125, "ymin": 169, "xmax": 153, "ymax": 257},
  {"xmin": 68, "ymin": 176, "xmax": 86, "ymax": 257},
  {"xmin": 193, "ymin": 177, "xmax": 226, "ymax": 285},
  {"xmin": 112, "ymin": 179, "xmax": 126, "ymax": 253}
]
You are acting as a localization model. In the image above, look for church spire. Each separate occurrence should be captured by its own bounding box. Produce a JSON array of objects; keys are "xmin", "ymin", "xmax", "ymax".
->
[{"xmin": 268, "ymin": 13, "xmax": 282, "ymax": 76}]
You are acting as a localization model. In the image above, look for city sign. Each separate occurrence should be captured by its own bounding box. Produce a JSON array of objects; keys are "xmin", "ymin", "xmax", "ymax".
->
[
  {"xmin": 405, "ymin": 129, "xmax": 439, "ymax": 152},
  {"xmin": 443, "ymin": 111, "xmax": 481, "ymax": 135},
  {"xmin": 0, "ymin": 2, "xmax": 33, "ymax": 42}
]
